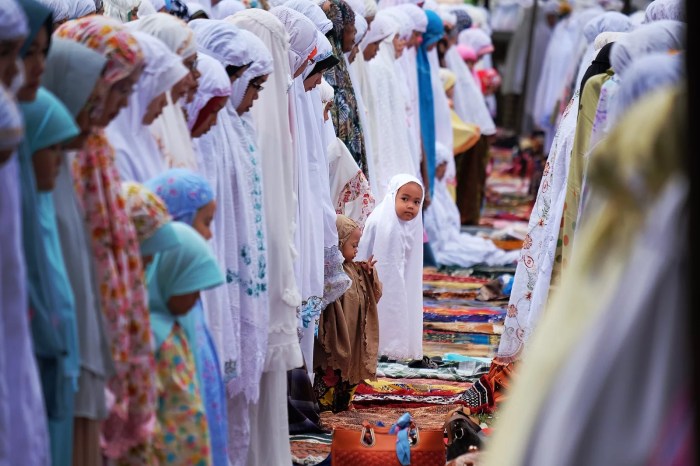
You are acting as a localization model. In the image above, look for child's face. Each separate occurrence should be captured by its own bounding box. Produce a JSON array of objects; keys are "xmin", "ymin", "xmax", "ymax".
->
[
  {"xmin": 363, "ymin": 41, "xmax": 381, "ymax": 62},
  {"xmin": 394, "ymin": 182, "xmax": 423, "ymax": 221},
  {"xmin": 167, "ymin": 291, "xmax": 200, "ymax": 316},
  {"xmin": 393, "ymin": 34, "xmax": 406, "ymax": 59},
  {"xmin": 192, "ymin": 200, "xmax": 216, "ymax": 240},
  {"xmin": 32, "ymin": 145, "xmax": 63, "ymax": 191},
  {"xmin": 341, "ymin": 227, "xmax": 362, "ymax": 262},
  {"xmin": 304, "ymin": 71, "xmax": 323, "ymax": 92},
  {"xmin": 237, "ymin": 74, "xmax": 268, "ymax": 115},
  {"xmin": 0, "ymin": 38, "xmax": 23, "ymax": 88}
]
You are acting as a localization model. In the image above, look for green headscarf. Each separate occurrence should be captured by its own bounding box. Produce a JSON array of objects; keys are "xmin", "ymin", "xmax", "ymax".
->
[
  {"xmin": 23, "ymin": 87, "xmax": 79, "ymax": 154},
  {"xmin": 17, "ymin": 0, "xmax": 52, "ymax": 57},
  {"xmin": 147, "ymin": 222, "xmax": 225, "ymax": 348},
  {"xmin": 19, "ymin": 87, "xmax": 79, "ymax": 424}
]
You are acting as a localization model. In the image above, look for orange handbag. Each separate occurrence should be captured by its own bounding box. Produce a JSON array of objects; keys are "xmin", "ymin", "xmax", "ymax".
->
[{"xmin": 330, "ymin": 418, "xmax": 446, "ymax": 466}]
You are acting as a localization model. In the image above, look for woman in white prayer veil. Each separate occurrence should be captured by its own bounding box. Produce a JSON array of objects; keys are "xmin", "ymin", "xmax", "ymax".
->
[
  {"xmin": 36, "ymin": 0, "xmax": 69, "ymax": 24},
  {"xmin": 361, "ymin": 13, "xmax": 417, "ymax": 199},
  {"xmin": 107, "ymin": 32, "xmax": 189, "ymax": 182},
  {"xmin": 271, "ymin": 6, "xmax": 351, "ymax": 377},
  {"xmin": 425, "ymin": 143, "xmax": 519, "ymax": 268},
  {"xmin": 228, "ymin": 8, "xmax": 304, "ymax": 466},
  {"xmin": 643, "ymin": 0, "xmax": 684, "ymax": 23},
  {"xmin": 189, "ymin": 16, "xmax": 257, "ymax": 396},
  {"xmin": 128, "ymin": 13, "xmax": 201, "ymax": 170},
  {"xmin": 212, "ymin": 0, "xmax": 245, "ymax": 18}
]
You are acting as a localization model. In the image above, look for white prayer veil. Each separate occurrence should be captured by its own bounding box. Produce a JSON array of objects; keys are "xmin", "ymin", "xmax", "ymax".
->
[
  {"xmin": 284, "ymin": 0, "xmax": 333, "ymax": 34},
  {"xmin": 0, "ymin": 0, "xmax": 28, "ymax": 42},
  {"xmin": 191, "ymin": 18, "xmax": 255, "ymax": 68},
  {"xmin": 129, "ymin": 12, "xmax": 197, "ymax": 58},
  {"xmin": 383, "ymin": 7, "xmax": 413, "ymax": 40},
  {"xmin": 0, "ymin": 86, "xmax": 23, "ymax": 152},
  {"xmin": 184, "ymin": 53, "xmax": 232, "ymax": 130},
  {"xmin": 643, "ymin": 0, "xmax": 684, "ymax": 23},
  {"xmin": 354, "ymin": 13, "xmax": 368, "ymax": 44},
  {"xmin": 357, "ymin": 174, "xmax": 425, "ymax": 359},
  {"xmin": 364, "ymin": 0, "xmax": 377, "ymax": 18},
  {"xmin": 270, "ymin": 6, "xmax": 318, "ymax": 75},
  {"xmin": 70, "ymin": 0, "xmax": 97, "ymax": 18},
  {"xmin": 609, "ymin": 19, "xmax": 685, "ymax": 78},
  {"xmin": 228, "ymin": 7, "xmax": 303, "ymax": 372},
  {"xmin": 37, "ymin": 0, "xmax": 70, "ymax": 22},
  {"xmin": 609, "ymin": 51, "xmax": 683, "ymax": 125},
  {"xmin": 396, "ymin": 3, "xmax": 427, "ymax": 32},
  {"xmin": 360, "ymin": 10, "xmax": 395, "ymax": 49},
  {"xmin": 212, "ymin": 0, "xmax": 245, "ymax": 19},
  {"xmin": 107, "ymin": 31, "xmax": 189, "ymax": 182}
]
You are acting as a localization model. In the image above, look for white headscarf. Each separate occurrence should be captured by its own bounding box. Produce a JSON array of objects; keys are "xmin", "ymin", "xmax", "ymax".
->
[
  {"xmin": 212, "ymin": 0, "xmax": 245, "ymax": 19},
  {"xmin": 184, "ymin": 53, "xmax": 232, "ymax": 129},
  {"xmin": 270, "ymin": 6, "xmax": 318, "ymax": 75},
  {"xmin": 319, "ymin": 76, "xmax": 334, "ymax": 102},
  {"xmin": 361, "ymin": 10, "xmax": 395, "ymax": 48},
  {"xmin": 186, "ymin": 0, "xmax": 210, "ymax": 17},
  {"xmin": 354, "ymin": 13, "xmax": 368, "ymax": 44},
  {"xmin": 643, "ymin": 0, "xmax": 684, "ymax": 23},
  {"xmin": 137, "ymin": 0, "xmax": 156, "ymax": 16},
  {"xmin": 230, "ymin": 34, "xmax": 273, "ymax": 108},
  {"xmin": 610, "ymin": 20, "xmax": 685, "ymax": 78},
  {"xmin": 396, "ymin": 3, "xmax": 427, "ymax": 32},
  {"xmin": 357, "ymin": 174, "xmax": 424, "ymax": 360},
  {"xmin": 70, "ymin": 0, "xmax": 97, "ymax": 18},
  {"xmin": 37, "ymin": 0, "xmax": 70, "ymax": 22},
  {"xmin": 593, "ymin": 30, "xmax": 625, "ymax": 50},
  {"xmin": 364, "ymin": 0, "xmax": 377, "ymax": 18},
  {"xmin": 609, "ymin": 51, "xmax": 683, "ymax": 124},
  {"xmin": 108, "ymin": 31, "xmax": 189, "ymax": 182},
  {"xmin": 191, "ymin": 18, "xmax": 257, "ymax": 68},
  {"xmin": 285, "ymin": 0, "xmax": 333, "ymax": 34},
  {"xmin": 148, "ymin": 0, "xmax": 165, "ymax": 11},
  {"xmin": 104, "ymin": 0, "xmax": 139, "ymax": 22},
  {"xmin": 129, "ymin": 12, "xmax": 197, "ymax": 58},
  {"xmin": 383, "ymin": 7, "xmax": 413, "ymax": 40},
  {"xmin": 0, "ymin": 0, "xmax": 28, "ymax": 41},
  {"xmin": 458, "ymin": 28, "xmax": 494, "ymax": 57}
]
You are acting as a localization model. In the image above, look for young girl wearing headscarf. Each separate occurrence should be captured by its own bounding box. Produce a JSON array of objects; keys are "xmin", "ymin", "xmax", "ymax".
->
[
  {"xmin": 146, "ymin": 222, "xmax": 225, "ymax": 466},
  {"xmin": 357, "ymin": 174, "xmax": 424, "ymax": 360},
  {"xmin": 146, "ymin": 169, "xmax": 230, "ymax": 466},
  {"xmin": 314, "ymin": 214, "xmax": 382, "ymax": 412},
  {"xmin": 107, "ymin": 31, "xmax": 189, "ymax": 182},
  {"xmin": 55, "ymin": 16, "xmax": 159, "ymax": 462},
  {"xmin": 41, "ymin": 36, "xmax": 114, "ymax": 466},
  {"xmin": 21, "ymin": 85, "xmax": 81, "ymax": 466}
]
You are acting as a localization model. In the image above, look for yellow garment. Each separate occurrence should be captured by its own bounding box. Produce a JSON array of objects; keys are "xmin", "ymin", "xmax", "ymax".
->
[
  {"xmin": 551, "ymin": 72, "xmax": 610, "ymax": 283},
  {"xmin": 484, "ymin": 86, "xmax": 685, "ymax": 465},
  {"xmin": 451, "ymin": 110, "xmax": 481, "ymax": 154}
]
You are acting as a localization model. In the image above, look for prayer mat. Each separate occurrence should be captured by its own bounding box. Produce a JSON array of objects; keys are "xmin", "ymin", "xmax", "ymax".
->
[
  {"xmin": 290, "ymin": 433, "xmax": 331, "ymax": 466},
  {"xmin": 375, "ymin": 361, "xmax": 488, "ymax": 382}
]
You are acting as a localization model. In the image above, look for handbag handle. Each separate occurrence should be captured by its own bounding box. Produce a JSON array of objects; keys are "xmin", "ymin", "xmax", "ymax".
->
[{"xmin": 359, "ymin": 421, "xmax": 421, "ymax": 448}]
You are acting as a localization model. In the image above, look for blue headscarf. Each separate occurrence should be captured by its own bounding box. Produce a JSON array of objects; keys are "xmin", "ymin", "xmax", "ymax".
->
[
  {"xmin": 18, "ymin": 0, "xmax": 52, "ymax": 57},
  {"xmin": 20, "ymin": 87, "xmax": 80, "ymax": 425},
  {"xmin": 147, "ymin": 222, "xmax": 224, "ymax": 349},
  {"xmin": 417, "ymin": 9, "xmax": 443, "ymax": 197},
  {"xmin": 146, "ymin": 168, "xmax": 215, "ymax": 225}
]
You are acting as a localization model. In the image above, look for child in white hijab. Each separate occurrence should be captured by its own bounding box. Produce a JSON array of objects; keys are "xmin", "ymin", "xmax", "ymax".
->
[{"xmin": 357, "ymin": 174, "xmax": 424, "ymax": 360}]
